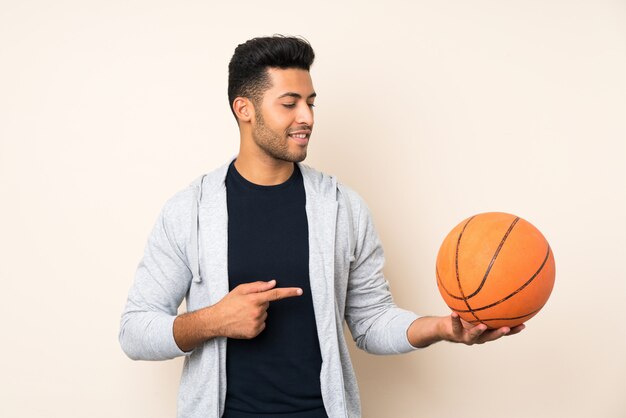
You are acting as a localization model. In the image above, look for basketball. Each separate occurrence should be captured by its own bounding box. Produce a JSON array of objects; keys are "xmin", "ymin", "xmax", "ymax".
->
[{"xmin": 436, "ymin": 212, "xmax": 556, "ymax": 329}]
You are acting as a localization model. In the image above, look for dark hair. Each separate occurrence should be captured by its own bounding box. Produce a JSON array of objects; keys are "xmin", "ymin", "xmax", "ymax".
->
[{"xmin": 227, "ymin": 35, "xmax": 315, "ymax": 119}]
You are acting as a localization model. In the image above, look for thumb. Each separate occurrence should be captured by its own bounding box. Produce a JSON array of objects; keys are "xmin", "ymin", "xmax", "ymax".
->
[
  {"xmin": 450, "ymin": 312, "xmax": 464, "ymax": 335},
  {"xmin": 237, "ymin": 280, "xmax": 277, "ymax": 294}
]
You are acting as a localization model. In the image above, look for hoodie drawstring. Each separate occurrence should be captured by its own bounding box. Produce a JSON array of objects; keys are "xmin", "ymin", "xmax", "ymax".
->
[{"xmin": 190, "ymin": 174, "xmax": 206, "ymax": 283}]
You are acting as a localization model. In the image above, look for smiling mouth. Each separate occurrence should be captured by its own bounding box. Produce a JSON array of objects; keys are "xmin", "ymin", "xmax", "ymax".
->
[
  {"xmin": 287, "ymin": 130, "xmax": 311, "ymax": 145},
  {"xmin": 289, "ymin": 133, "xmax": 309, "ymax": 139}
]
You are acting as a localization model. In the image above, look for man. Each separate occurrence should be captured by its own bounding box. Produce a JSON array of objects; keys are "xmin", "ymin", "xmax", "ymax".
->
[{"xmin": 119, "ymin": 36, "xmax": 523, "ymax": 418}]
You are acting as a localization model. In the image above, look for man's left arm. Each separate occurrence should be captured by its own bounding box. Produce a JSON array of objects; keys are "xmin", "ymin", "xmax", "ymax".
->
[
  {"xmin": 342, "ymin": 191, "xmax": 419, "ymax": 355},
  {"xmin": 342, "ymin": 191, "xmax": 524, "ymax": 353}
]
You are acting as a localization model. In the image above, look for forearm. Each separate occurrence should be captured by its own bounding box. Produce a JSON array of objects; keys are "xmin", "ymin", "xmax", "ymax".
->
[
  {"xmin": 406, "ymin": 316, "xmax": 446, "ymax": 348},
  {"xmin": 173, "ymin": 306, "xmax": 219, "ymax": 353}
]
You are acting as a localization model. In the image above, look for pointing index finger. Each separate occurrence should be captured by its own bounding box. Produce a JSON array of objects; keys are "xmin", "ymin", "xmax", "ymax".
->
[{"xmin": 262, "ymin": 287, "xmax": 303, "ymax": 302}]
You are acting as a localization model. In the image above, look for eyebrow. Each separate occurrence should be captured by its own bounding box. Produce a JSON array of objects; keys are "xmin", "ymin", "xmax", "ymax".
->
[{"xmin": 277, "ymin": 92, "xmax": 317, "ymax": 100}]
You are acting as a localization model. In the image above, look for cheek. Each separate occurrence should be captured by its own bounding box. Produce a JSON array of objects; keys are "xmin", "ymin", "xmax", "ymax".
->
[
  {"xmin": 264, "ymin": 110, "xmax": 292, "ymax": 131},
  {"xmin": 268, "ymin": 122, "xmax": 290, "ymax": 137}
]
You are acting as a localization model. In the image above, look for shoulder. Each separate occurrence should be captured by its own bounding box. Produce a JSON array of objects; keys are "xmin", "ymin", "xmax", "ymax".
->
[
  {"xmin": 298, "ymin": 163, "xmax": 372, "ymax": 230},
  {"xmin": 162, "ymin": 160, "xmax": 230, "ymax": 218},
  {"xmin": 298, "ymin": 163, "xmax": 366, "ymax": 208},
  {"xmin": 336, "ymin": 182, "xmax": 367, "ymax": 212},
  {"xmin": 298, "ymin": 163, "xmax": 336, "ymax": 197},
  {"xmin": 158, "ymin": 162, "xmax": 226, "ymax": 229},
  {"xmin": 158, "ymin": 185, "xmax": 195, "ymax": 240}
]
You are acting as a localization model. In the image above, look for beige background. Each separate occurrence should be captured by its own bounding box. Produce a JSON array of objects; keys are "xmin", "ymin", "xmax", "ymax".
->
[{"xmin": 2, "ymin": 1, "xmax": 625, "ymax": 417}]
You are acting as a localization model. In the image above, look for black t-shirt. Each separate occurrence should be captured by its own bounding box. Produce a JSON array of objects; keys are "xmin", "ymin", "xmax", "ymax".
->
[{"xmin": 224, "ymin": 161, "xmax": 327, "ymax": 418}]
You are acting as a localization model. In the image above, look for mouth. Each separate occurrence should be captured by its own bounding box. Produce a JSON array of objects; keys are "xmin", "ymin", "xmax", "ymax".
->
[{"xmin": 287, "ymin": 131, "xmax": 311, "ymax": 145}]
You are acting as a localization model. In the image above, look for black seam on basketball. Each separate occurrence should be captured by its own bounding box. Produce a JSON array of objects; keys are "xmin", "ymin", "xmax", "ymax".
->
[
  {"xmin": 436, "ymin": 266, "xmax": 465, "ymax": 300},
  {"xmin": 452, "ymin": 245, "xmax": 551, "ymax": 314},
  {"xmin": 465, "ymin": 217, "xmax": 520, "ymax": 299},
  {"xmin": 467, "ymin": 307, "xmax": 542, "ymax": 324},
  {"xmin": 454, "ymin": 215, "xmax": 483, "ymax": 324}
]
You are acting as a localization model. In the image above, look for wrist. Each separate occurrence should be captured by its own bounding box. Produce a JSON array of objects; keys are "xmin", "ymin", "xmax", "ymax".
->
[
  {"xmin": 407, "ymin": 316, "xmax": 445, "ymax": 348},
  {"xmin": 198, "ymin": 305, "xmax": 220, "ymax": 340},
  {"xmin": 432, "ymin": 315, "xmax": 444, "ymax": 341}
]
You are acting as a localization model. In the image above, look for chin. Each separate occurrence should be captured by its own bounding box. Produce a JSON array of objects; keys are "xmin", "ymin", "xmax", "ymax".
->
[
  {"xmin": 280, "ymin": 148, "xmax": 307, "ymax": 163},
  {"xmin": 292, "ymin": 151, "xmax": 307, "ymax": 163}
]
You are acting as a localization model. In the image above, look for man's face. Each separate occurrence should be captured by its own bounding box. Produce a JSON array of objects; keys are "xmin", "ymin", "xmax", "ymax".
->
[{"xmin": 251, "ymin": 68, "xmax": 316, "ymax": 163}]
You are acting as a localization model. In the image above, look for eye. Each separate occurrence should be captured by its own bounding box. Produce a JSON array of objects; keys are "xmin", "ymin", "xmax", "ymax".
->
[
  {"xmin": 282, "ymin": 103, "xmax": 296, "ymax": 108},
  {"xmin": 308, "ymin": 103, "xmax": 316, "ymax": 108}
]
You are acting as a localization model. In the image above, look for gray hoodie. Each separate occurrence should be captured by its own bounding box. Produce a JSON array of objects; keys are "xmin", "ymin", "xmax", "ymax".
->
[{"xmin": 119, "ymin": 159, "xmax": 419, "ymax": 418}]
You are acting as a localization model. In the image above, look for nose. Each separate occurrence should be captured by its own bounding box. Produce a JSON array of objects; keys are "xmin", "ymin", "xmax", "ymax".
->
[{"xmin": 296, "ymin": 102, "xmax": 314, "ymax": 127}]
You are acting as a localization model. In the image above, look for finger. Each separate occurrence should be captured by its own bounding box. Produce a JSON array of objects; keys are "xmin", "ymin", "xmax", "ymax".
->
[
  {"xmin": 476, "ymin": 327, "xmax": 511, "ymax": 344},
  {"xmin": 467, "ymin": 323, "xmax": 488, "ymax": 341},
  {"xmin": 261, "ymin": 287, "xmax": 303, "ymax": 302},
  {"xmin": 507, "ymin": 324, "xmax": 525, "ymax": 336},
  {"xmin": 237, "ymin": 280, "xmax": 277, "ymax": 294}
]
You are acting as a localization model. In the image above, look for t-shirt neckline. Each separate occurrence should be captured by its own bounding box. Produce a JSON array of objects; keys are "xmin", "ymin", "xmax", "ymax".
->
[{"xmin": 228, "ymin": 160, "xmax": 300, "ymax": 191}]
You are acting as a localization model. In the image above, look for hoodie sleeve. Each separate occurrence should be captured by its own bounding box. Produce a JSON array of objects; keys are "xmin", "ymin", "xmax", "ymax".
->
[
  {"xmin": 342, "ymin": 189, "xmax": 420, "ymax": 355},
  {"xmin": 119, "ymin": 189, "xmax": 194, "ymax": 360}
]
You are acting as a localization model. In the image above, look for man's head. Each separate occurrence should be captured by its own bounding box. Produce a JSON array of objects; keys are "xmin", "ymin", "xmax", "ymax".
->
[
  {"xmin": 228, "ymin": 35, "xmax": 315, "ymax": 119},
  {"xmin": 228, "ymin": 36, "xmax": 316, "ymax": 164}
]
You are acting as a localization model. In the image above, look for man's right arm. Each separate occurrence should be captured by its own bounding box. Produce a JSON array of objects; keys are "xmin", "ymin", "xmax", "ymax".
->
[
  {"xmin": 119, "ymin": 198, "xmax": 194, "ymax": 361},
  {"xmin": 120, "ymin": 192, "xmax": 302, "ymax": 359}
]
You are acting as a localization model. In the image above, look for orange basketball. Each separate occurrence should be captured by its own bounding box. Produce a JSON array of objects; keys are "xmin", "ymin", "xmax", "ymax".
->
[{"xmin": 436, "ymin": 212, "xmax": 555, "ymax": 329}]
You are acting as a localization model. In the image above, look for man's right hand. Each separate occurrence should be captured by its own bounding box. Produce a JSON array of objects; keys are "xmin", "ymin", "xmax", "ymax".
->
[
  {"xmin": 210, "ymin": 280, "xmax": 303, "ymax": 339},
  {"xmin": 173, "ymin": 280, "xmax": 302, "ymax": 352}
]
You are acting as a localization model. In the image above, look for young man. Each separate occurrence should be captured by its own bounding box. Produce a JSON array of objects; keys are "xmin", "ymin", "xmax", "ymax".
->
[{"xmin": 119, "ymin": 36, "xmax": 523, "ymax": 418}]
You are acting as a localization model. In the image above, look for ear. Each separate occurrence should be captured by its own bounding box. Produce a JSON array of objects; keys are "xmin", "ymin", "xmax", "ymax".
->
[{"xmin": 233, "ymin": 97, "xmax": 254, "ymax": 123}]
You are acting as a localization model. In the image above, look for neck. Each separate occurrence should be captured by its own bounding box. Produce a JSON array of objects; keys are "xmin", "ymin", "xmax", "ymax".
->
[{"xmin": 234, "ymin": 149, "xmax": 295, "ymax": 186}]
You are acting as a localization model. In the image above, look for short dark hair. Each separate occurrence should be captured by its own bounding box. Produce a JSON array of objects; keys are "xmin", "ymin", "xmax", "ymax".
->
[{"xmin": 227, "ymin": 35, "xmax": 315, "ymax": 119}]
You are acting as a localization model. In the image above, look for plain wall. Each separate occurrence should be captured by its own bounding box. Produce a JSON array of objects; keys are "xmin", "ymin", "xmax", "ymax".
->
[{"xmin": 1, "ymin": 1, "xmax": 625, "ymax": 417}]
